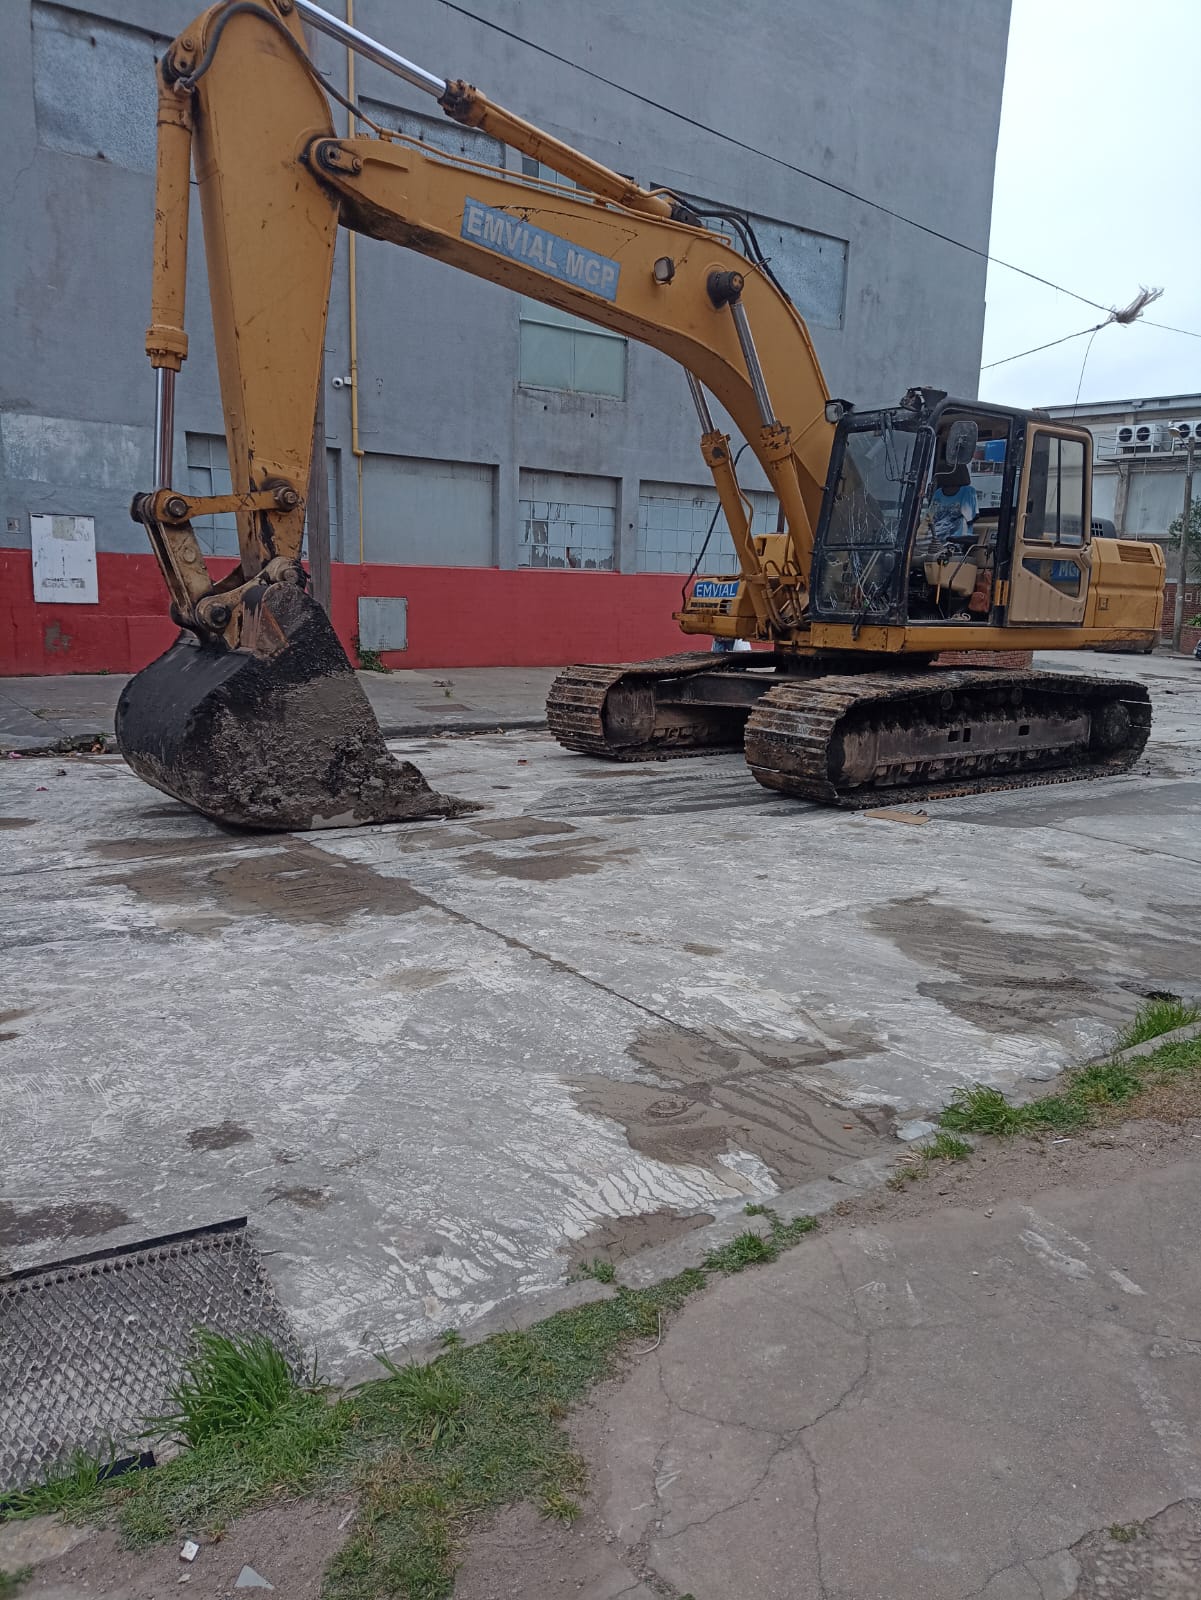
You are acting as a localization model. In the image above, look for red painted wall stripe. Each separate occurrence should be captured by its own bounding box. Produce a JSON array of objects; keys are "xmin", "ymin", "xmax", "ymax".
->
[{"xmin": 0, "ymin": 551, "xmax": 700, "ymax": 675}]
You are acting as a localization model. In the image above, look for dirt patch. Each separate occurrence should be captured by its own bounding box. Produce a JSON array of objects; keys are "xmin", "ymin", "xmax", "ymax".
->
[
  {"xmin": 0, "ymin": 817, "xmax": 35, "ymax": 829},
  {"xmin": 683, "ymin": 941, "xmax": 723, "ymax": 956},
  {"xmin": 565, "ymin": 1208, "xmax": 712, "ymax": 1270},
  {"xmin": 572, "ymin": 1025, "xmax": 892, "ymax": 1190},
  {"xmin": 381, "ymin": 966, "xmax": 456, "ymax": 991},
  {"xmin": 452, "ymin": 1498, "xmax": 632, "ymax": 1600},
  {"xmin": 186, "ymin": 1120, "xmax": 252, "ymax": 1152},
  {"xmin": 0, "ymin": 1008, "xmax": 32, "ymax": 1025},
  {"xmin": 97, "ymin": 839, "xmax": 432, "ymax": 925},
  {"xmin": 462, "ymin": 843, "xmax": 636, "ymax": 882},
  {"xmin": 833, "ymin": 1114, "xmax": 1201, "ymax": 1230},
  {"xmin": 268, "ymin": 1185, "xmax": 332, "ymax": 1210},
  {"xmin": 87, "ymin": 835, "xmax": 227, "ymax": 861},
  {"xmin": 161, "ymin": 913, "xmax": 236, "ymax": 938},
  {"xmin": 869, "ymin": 896, "xmax": 1191, "ymax": 1036},
  {"xmin": 0, "ymin": 1199, "xmax": 130, "ymax": 1249},
  {"xmin": 1069, "ymin": 1499, "xmax": 1201, "ymax": 1598},
  {"xmin": 469, "ymin": 817, "xmax": 576, "ymax": 841},
  {"xmin": 17, "ymin": 1497, "xmax": 351, "ymax": 1599}
]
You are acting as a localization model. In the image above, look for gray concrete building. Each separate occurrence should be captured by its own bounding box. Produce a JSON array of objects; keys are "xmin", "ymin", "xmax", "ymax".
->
[{"xmin": 0, "ymin": 0, "xmax": 1012, "ymax": 672}]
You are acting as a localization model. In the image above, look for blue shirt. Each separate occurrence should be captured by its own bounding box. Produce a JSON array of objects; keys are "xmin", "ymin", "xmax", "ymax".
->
[{"xmin": 931, "ymin": 484, "xmax": 978, "ymax": 544}]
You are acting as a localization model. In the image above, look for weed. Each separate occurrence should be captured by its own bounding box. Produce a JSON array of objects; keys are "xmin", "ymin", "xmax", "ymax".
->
[
  {"xmin": 438, "ymin": 1331, "xmax": 464, "ymax": 1349},
  {"xmin": 539, "ymin": 1487, "xmax": 581, "ymax": 1522},
  {"xmin": 704, "ymin": 1212, "xmax": 817, "ymax": 1273},
  {"xmin": 1108, "ymin": 1522, "xmax": 1143, "ymax": 1542},
  {"xmin": 1114, "ymin": 997, "xmax": 1199, "ymax": 1052},
  {"xmin": 940, "ymin": 1085, "xmax": 1026, "ymax": 1136},
  {"xmin": 144, "ymin": 1331, "xmax": 304, "ymax": 1449},
  {"xmin": 574, "ymin": 1257, "xmax": 617, "ymax": 1285},
  {"xmin": 704, "ymin": 1229, "xmax": 775, "ymax": 1272},
  {"xmin": 0, "ymin": 1568, "xmax": 32, "ymax": 1598},
  {"xmin": 743, "ymin": 1201, "xmax": 769, "ymax": 1216},
  {"xmin": 924, "ymin": 1130, "xmax": 972, "ymax": 1162},
  {"xmin": 352, "ymin": 635, "xmax": 390, "ymax": 674}
]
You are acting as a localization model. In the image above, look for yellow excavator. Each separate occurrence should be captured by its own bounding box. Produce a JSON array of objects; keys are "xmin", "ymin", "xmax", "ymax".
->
[{"xmin": 116, "ymin": 0, "xmax": 1165, "ymax": 828}]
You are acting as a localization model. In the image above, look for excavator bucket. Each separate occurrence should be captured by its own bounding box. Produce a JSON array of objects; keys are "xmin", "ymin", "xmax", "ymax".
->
[{"xmin": 115, "ymin": 581, "xmax": 468, "ymax": 831}]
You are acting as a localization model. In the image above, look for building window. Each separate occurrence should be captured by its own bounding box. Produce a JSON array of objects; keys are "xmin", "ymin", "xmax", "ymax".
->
[
  {"xmin": 637, "ymin": 483, "xmax": 779, "ymax": 574},
  {"xmin": 516, "ymin": 157, "xmax": 627, "ymax": 399},
  {"xmin": 518, "ymin": 470, "xmax": 616, "ymax": 569},
  {"xmin": 184, "ymin": 433, "xmax": 237, "ymax": 556},
  {"xmin": 185, "ymin": 434, "xmax": 340, "ymax": 560}
]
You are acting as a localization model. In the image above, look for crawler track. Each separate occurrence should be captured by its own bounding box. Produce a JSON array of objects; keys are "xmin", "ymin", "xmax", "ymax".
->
[{"xmin": 743, "ymin": 669, "xmax": 1152, "ymax": 808}]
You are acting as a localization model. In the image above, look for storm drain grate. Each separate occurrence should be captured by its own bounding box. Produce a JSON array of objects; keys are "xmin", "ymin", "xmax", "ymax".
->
[{"xmin": 0, "ymin": 1218, "xmax": 300, "ymax": 1496}]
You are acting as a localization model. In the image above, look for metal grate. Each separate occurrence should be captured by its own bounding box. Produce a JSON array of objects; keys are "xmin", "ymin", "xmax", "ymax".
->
[{"xmin": 0, "ymin": 1219, "xmax": 300, "ymax": 1496}]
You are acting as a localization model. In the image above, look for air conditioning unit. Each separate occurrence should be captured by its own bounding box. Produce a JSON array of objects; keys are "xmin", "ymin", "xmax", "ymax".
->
[
  {"xmin": 1169, "ymin": 419, "xmax": 1201, "ymax": 443},
  {"xmin": 1113, "ymin": 422, "xmax": 1177, "ymax": 453}
]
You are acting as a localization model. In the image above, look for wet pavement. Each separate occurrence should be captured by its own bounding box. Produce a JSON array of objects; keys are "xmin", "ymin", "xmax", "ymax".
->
[{"xmin": 0, "ymin": 650, "xmax": 1198, "ymax": 1375}]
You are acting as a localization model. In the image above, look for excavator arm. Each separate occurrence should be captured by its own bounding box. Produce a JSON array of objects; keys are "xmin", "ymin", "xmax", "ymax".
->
[{"xmin": 117, "ymin": 0, "xmax": 837, "ymax": 829}]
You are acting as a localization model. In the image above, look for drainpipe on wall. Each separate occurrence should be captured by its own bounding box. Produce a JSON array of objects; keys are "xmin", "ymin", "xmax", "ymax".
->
[{"xmin": 346, "ymin": 0, "xmax": 365, "ymax": 569}]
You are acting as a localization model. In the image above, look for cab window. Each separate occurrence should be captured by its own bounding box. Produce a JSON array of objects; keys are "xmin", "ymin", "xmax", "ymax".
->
[{"xmin": 1025, "ymin": 435, "xmax": 1085, "ymax": 547}]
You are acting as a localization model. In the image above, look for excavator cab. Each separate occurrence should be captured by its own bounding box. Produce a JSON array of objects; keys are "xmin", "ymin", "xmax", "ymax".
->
[{"xmin": 808, "ymin": 391, "xmax": 1102, "ymax": 636}]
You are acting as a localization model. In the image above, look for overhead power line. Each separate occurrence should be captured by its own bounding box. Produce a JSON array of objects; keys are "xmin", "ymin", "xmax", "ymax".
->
[{"xmin": 435, "ymin": 0, "xmax": 1201, "ymax": 343}]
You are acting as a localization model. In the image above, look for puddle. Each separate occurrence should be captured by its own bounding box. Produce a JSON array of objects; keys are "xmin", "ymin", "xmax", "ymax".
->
[
  {"xmin": 572, "ymin": 1025, "xmax": 892, "ymax": 1190},
  {"xmin": 684, "ymin": 942, "xmax": 723, "ymax": 957},
  {"xmin": 565, "ymin": 1208, "xmax": 712, "ymax": 1269},
  {"xmin": 96, "ymin": 839, "xmax": 432, "ymax": 925},
  {"xmin": 0, "ymin": 818, "xmax": 35, "ymax": 830}
]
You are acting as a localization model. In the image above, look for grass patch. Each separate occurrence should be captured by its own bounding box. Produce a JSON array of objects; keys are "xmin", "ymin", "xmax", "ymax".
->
[
  {"xmin": 146, "ymin": 1331, "xmax": 304, "ymax": 1448},
  {"xmin": 573, "ymin": 1257, "xmax": 616, "ymax": 1285},
  {"xmin": 0, "ymin": 1569, "xmax": 32, "ymax": 1597},
  {"xmin": 704, "ymin": 1209, "xmax": 818, "ymax": 1274},
  {"xmin": 1113, "ymin": 996, "xmax": 1199, "ymax": 1051},
  {"xmin": 1, "ymin": 1449, "xmax": 114, "ymax": 1522},
  {"xmin": 1108, "ymin": 1521, "xmax": 1143, "ymax": 1542},
  {"xmin": 941, "ymin": 1030, "xmax": 1201, "ymax": 1140},
  {"xmin": 3, "ymin": 1211, "xmax": 822, "ymax": 1597},
  {"xmin": 925, "ymin": 1130, "xmax": 972, "ymax": 1162}
]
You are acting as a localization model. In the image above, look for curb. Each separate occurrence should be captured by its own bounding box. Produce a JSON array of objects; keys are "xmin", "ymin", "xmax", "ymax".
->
[
  {"xmin": 1107, "ymin": 1017, "xmax": 1201, "ymax": 1067},
  {"xmin": 344, "ymin": 1149, "xmax": 903, "ymax": 1387},
  {"xmin": 378, "ymin": 715, "xmax": 547, "ymax": 739}
]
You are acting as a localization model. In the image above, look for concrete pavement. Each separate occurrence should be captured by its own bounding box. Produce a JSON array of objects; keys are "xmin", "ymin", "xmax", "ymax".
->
[
  {"xmin": 455, "ymin": 1126, "xmax": 1201, "ymax": 1600},
  {"xmin": 0, "ymin": 665, "xmax": 558, "ymax": 751},
  {"xmin": 0, "ymin": 650, "xmax": 1199, "ymax": 1377}
]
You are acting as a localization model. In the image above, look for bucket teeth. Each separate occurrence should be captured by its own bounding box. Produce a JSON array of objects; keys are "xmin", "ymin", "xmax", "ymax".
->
[{"xmin": 115, "ymin": 584, "xmax": 471, "ymax": 831}]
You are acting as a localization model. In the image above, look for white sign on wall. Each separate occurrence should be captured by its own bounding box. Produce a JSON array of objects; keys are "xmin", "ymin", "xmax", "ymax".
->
[{"xmin": 30, "ymin": 515, "xmax": 98, "ymax": 605}]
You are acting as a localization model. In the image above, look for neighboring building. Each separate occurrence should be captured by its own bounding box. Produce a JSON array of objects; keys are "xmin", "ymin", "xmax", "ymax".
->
[
  {"xmin": 1042, "ymin": 394, "xmax": 1201, "ymax": 636},
  {"xmin": 0, "ymin": 0, "xmax": 1012, "ymax": 673},
  {"xmin": 1042, "ymin": 394, "xmax": 1201, "ymax": 548}
]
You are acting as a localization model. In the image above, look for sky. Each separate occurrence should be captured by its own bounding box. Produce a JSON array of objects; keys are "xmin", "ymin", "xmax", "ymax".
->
[{"xmin": 979, "ymin": 0, "xmax": 1201, "ymax": 410}]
